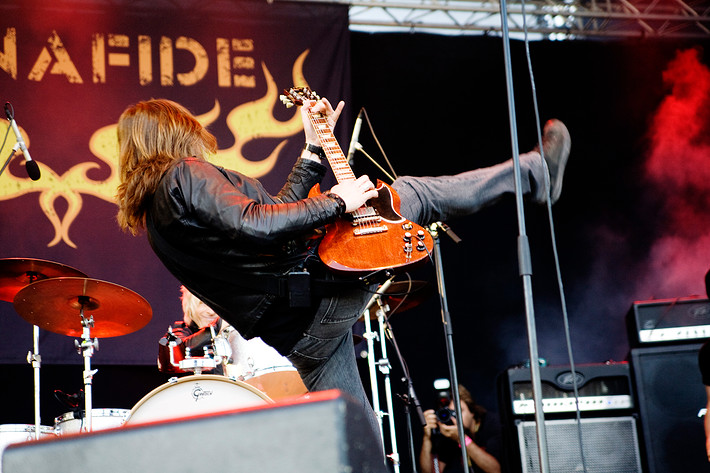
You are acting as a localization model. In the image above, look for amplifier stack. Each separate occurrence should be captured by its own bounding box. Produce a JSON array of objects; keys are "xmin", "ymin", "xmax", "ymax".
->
[{"xmin": 626, "ymin": 296, "xmax": 709, "ymax": 472}]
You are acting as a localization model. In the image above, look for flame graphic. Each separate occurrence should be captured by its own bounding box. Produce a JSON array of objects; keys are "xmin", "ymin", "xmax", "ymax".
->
[{"xmin": 0, "ymin": 51, "xmax": 311, "ymax": 248}]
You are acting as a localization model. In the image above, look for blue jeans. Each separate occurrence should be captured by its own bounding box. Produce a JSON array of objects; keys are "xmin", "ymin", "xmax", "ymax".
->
[{"xmin": 286, "ymin": 151, "xmax": 547, "ymax": 448}]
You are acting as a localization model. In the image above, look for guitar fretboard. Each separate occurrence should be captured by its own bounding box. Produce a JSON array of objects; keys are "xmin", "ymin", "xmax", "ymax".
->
[{"xmin": 308, "ymin": 112, "xmax": 356, "ymax": 184}]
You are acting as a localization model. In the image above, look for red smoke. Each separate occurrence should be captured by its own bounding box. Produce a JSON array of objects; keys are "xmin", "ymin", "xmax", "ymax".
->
[{"xmin": 640, "ymin": 47, "xmax": 710, "ymax": 297}]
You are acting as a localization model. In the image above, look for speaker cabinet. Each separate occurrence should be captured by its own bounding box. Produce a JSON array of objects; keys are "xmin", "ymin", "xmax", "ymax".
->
[
  {"xmin": 630, "ymin": 343, "xmax": 707, "ymax": 473},
  {"xmin": 516, "ymin": 417, "xmax": 642, "ymax": 473},
  {"xmin": 498, "ymin": 363, "xmax": 641, "ymax": 473},
  {"xmin": 2, "ymin": 390, "xmax": 387, "ymax": 473}
]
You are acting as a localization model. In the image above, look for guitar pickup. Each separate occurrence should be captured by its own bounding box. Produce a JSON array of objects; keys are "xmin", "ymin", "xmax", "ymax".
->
[
  {"xmin": 353, "ymin": 225, "xmax": 388, "ymax": 236},
  {"xmin": 351, "ymin": 216, "xmax": 382, "ymax": 226}
]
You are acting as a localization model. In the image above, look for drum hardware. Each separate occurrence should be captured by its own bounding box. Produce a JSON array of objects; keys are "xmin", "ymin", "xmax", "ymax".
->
[
  {"xmin": 0, "ymin": 258, "xmax": 87, "ymax": 440},
  {"xmin": 164, "ymin": 324, "xmax": 232, "ymax": 375},
  {"xmin": 13, "ymin": 277, "xmax": 152, "ymax": 432},
  {"xmin": 361, "ymin": 277, "xmax": 434, "ymax": 473}
]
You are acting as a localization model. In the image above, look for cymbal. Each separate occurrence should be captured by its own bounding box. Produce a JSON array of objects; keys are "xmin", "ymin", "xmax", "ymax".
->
[
  {"xmin": 360, "ymin": 280, "xmax": 433, "ymax": 319},
  {"xmin": 13, "ymin": 277, "xmax": 152, "ymax": 337},
  {"xmin": 0, "ymin": 258, "xmax": 87, "ymax": 302}
]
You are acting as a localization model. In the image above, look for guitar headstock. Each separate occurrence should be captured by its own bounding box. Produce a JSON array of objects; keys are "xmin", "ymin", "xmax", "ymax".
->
[{"xmin": 280, "ymin": 86, "xmax": 320, "ymax": 108}]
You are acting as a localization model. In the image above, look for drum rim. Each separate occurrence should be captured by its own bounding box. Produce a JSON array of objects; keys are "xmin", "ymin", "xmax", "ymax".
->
[
  {"xmin": 54, "ymin": 408, "xmax": 131, "ymax": 424},
  {"xmin": 240, "ymin": 364, "xmax": 298, "ymax": 378},
  {"xmin": 0, "ymin": 424, "xmax": 55, "ymax": 433},
  {"xmin": 123, "ymin": 374, "xmax": 273, "ymax": 424}
]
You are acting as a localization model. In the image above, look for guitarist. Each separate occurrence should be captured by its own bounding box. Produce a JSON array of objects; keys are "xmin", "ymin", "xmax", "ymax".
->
[{"xmin": 115, "ymin": 96, "xmax": 570, "ymax": 452}]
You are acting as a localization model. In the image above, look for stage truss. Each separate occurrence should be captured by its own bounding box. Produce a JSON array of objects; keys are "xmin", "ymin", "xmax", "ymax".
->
[{"xmin": 278, "ymin": 0, "xmax": 710, "ymax": 39}]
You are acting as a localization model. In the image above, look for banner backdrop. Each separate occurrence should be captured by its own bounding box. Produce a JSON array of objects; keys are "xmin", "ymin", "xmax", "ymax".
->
[{"xmin": 0, "ymin": 0, "xmax": 351, "ymax": 364}]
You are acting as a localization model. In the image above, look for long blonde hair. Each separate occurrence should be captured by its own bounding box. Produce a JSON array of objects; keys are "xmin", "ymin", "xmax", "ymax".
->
[
  {"xmin": 180, "ymin": 285, "xmax": 219, "ymax": 328},
  {"xmin": 115, "ymin": 99, "xmax": 218, "ymax": 235}
]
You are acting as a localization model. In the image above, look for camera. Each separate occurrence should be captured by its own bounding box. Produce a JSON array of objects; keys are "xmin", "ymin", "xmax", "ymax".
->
[
  {"xmin": 435, "ymin": 406, "xmax": 457, "ymax": 425},
  {"xmin": 432, "ymin": 378, "xmax": 456, "ymax": 425}
]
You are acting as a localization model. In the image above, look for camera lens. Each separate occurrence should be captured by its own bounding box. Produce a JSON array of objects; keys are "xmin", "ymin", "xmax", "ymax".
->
[{"xmin": 435, "ymin": 407, "xmax": 456, "ymax": 425}]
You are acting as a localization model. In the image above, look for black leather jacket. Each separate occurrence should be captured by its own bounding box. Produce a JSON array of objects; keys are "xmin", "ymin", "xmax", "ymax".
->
[{"xmin": 147, "ymin": 156, "xmax": 343, "ymax": 348}]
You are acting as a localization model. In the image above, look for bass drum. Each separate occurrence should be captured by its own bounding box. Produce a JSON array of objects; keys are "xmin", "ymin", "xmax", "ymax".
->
[
  {"xmin": 54, "ymin": 409, "xmax": 130, "ymax": 435},
  {"xmin": 124, "ymin": 374, "xmax": 272, "ymax": 425}
]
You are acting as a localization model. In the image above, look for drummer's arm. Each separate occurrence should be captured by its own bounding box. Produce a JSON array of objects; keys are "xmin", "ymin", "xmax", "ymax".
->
[{"xmin": 176, "ymin": 326, "xmax": 213, "ymax": 352}]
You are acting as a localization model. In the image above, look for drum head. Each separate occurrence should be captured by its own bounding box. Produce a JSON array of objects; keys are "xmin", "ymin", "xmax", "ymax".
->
[{"xmin": 124, "ymin": 374, "xmax": 272, "ymax": 425}]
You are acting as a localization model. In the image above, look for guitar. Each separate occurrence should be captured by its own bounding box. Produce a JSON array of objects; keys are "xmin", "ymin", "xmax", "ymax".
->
[{"xmin": 280, "ymin": 86, "xmax": 433, "ymax": 274}]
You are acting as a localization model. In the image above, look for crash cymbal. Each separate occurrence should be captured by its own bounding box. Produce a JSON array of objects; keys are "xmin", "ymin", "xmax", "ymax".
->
[
  {"xmin": 13, "ymin": 277, "xmax": 152, "ymax": 337},
  {"xmin": 0, "ymin": 258, "xmax": 87, "ymax": 302},
  {"xmin": 360, "ymin": 280, "xmax": 433, "ymax": 319}
]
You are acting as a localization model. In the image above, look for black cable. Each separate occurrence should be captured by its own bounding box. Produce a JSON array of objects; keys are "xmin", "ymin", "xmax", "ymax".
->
[{"xmin": 520, "ymin": 4, "xmax": 588, "ymax": 472}]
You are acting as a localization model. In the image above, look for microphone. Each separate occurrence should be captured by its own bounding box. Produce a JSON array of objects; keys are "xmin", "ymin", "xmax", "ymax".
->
[
  {"xmin": 4, "ymin": 102, "xmax": 40, "ymax": 180},
  {"xmin": 347, "ymin": 109, "xmax": 363, "ymax": 166}
]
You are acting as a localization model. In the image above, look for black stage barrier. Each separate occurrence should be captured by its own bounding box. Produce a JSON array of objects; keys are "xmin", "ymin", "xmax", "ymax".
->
[{"xmin": 2, "ymin": 389, "xmax": 387, "ymax": 473}]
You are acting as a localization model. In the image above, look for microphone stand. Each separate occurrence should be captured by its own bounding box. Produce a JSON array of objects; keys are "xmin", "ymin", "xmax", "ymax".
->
[
  {"xmin": 498, "ymin": 1, "xmax": 550, "ymax": 471},
  {"xmin": 428, "ymin": 222, "xmax": 469, "ymax": 473},
  {"xmin": 0, "ymin": 149, "xmax": 15, "ymax": 178}
]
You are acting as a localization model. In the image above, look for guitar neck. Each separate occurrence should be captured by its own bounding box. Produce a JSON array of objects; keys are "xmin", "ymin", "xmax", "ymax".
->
[{"xmin": 307, "ymin": 111, "xmax": 356, "ymax": 184}]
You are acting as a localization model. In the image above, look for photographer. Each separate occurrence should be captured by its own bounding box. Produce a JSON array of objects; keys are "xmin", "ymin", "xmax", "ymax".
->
[{"xmin": 420, "ymin": 384, "xmax": 501, "ymax": 473}]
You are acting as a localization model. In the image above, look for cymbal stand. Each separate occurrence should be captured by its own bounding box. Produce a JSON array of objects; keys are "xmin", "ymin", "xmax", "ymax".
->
[
  {"xmin": 74, "ymin": 300, "xmax": 98, "ymax": 432},
  {"xmin": 361, "ymin": 276, "xmax": 395, "ymax": 460},
  {"xmin": 27, "ymin": 325, "xmax": 41, "ymax": 439},
  {"xmin": 374, "ymin": 296, "xmax": 400, "ymax": 472},
  {"xmin": 23, "ymin": 271, "xmax": 43, "ymax": 440}
]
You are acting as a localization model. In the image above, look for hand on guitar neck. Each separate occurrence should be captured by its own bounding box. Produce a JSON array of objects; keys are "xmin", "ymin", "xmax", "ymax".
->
[
  {"xmin": 301, "ymin": 98, "xmax": 378, "ymax": 213},
  {"xmin": 301, "ymin": 97, "xmax": 344, "ymax": 158}
]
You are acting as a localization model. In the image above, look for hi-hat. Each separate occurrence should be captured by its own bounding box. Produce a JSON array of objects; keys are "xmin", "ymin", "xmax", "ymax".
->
[
  {"xmin": 13, "ymin": 277, "xmax": 152, "ymax": 337},
  {"xmin": 0, "ymin": 258, "xmax": 87, "ymax": 302},
  {"xmin": 360, "ymin": 280, "xmax": 433, "ymax": 319},
  {"xmin": 383, "ymin": 280, "xmax": 434, "ymax": 314}
]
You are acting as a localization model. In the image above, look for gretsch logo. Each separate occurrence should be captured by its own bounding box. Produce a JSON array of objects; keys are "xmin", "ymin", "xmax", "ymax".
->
[{"xmin": 191, "ymin": 383, "xmax": 214, "ymax": 402}]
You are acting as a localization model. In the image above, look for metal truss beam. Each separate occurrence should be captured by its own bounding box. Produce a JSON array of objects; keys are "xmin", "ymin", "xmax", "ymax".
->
[{"xmin": 282, "ymin": 0, "xmax": 710, "ymax": 39}]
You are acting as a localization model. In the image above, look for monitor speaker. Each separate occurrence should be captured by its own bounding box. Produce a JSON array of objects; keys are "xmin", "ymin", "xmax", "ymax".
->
[{"xmin": 2, "ymin": 390, "xmax": 387, "ymax": 473}]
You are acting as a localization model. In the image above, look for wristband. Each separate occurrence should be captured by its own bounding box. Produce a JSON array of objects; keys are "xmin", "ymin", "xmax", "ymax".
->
[
  {"xmin": 303, "ymin": 143, "xmax": 326, "ymax": 159},
  {"xmin": 464, "ymin": 436, "xmax": 473, "ymax": 447},
  {"xmin": 326, "ymin": 192, "xmax": 346, "ymax": 214}
]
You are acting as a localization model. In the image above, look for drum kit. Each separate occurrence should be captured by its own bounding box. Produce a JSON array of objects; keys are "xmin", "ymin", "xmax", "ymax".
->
[
  {"xmin": 0, "ymin": 258, "xmax": 316, "ymax": 446},
  {"xmin": 0, "ymin": 257, "xmax": 152, "ymax": 448},
  {"xmin": 0, "ymin": 257, "xmax": 433, "ymax": 469}
]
